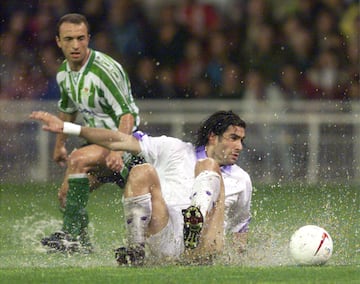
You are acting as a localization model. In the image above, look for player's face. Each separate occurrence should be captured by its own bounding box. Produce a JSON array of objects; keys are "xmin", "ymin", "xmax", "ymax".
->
[
  {"xmin": 56, "ymin": 22, "xmax": 90, "ymax": 71},
  {"xmin": 211, "ymin": 125, "xmax": 245, "ymax": 166}
]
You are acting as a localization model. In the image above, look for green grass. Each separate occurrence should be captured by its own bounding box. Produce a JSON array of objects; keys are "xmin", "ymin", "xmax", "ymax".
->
[{"xmin": 0, "ymin": 182, "xmax": 359, "ymax": 283}]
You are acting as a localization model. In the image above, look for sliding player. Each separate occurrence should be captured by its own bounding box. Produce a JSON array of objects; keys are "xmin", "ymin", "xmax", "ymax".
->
[{"xmin": 30, "ymin": 110, "xmax": 252, "ymax": 264}]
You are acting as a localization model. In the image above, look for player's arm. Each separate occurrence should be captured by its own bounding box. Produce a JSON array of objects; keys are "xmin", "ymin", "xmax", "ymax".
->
[
  {"xmin": 54, "ymin": 111, "xmax": 77, "ymax": 146},
  {"xmin": 106, "ymin": 113, "xmax": 136, "ymax": 171},
  {"xmin": 30, "ymin": 111, "xmax": 141, "ymax": 154},
  {"xmin": 52, "ymin": 111, "xmax": 77, "ymax": 166}
]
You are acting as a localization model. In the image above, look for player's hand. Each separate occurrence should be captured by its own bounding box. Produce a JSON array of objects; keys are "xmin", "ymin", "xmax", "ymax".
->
[
  {"xmin": 106, "ymin": 151, "xmax": 124, "ymax": 172},
  {"xmin": 29, "ymin": 111, "xmax": 64, "ymax": 133},
  {"xmin": 53, "ymin": 146, "xmax": 68, "ymax": 167}
]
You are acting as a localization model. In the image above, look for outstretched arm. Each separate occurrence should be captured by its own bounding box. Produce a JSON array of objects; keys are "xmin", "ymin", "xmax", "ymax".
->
[{"xmin": 29, "ymin": 111, "xmax": 141, "ymax": 154}]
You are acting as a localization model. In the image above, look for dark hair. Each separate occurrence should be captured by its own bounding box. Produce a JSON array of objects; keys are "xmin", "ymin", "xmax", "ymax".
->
[
  {"xmin": 56, "ymin": 13, "xmax": 90, "ymax": 37},
  {"xmin": 195, "ymin": 110, "xmax": 246, "ymax": 147}
]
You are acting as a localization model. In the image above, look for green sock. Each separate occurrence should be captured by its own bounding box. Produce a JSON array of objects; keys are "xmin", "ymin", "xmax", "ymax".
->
[{"xmin": 62, "ymin": 175, "xmax": 90, "ymax": 238}]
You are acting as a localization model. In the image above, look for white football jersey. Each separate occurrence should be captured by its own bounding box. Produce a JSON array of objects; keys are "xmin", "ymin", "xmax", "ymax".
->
[{"xmin": 136, "ymin": 132, "xmax": 252, "ymax": 234}]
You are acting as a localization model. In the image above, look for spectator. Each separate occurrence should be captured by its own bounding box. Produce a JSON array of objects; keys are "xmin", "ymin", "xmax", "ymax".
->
[
  {"xmin": 152, "ymin": 3, "xmax": 189, "ymax": 68},
  {"xmin": 107, "ymin": 0, "xmax": 147, "ymax": 70},
  {"xmin": 81, "ymin": 0, "xmax": 108, "ymax": 34},
  {"xmin": 204, "ymin": 31, "xmax": 230, "ymax": 90},
  {"xmin": 131, "ymin": 57, "xmax": 162, "ymax": 99},
  {"xmin": 191, "ymin": 76, "xmax": 212, "ymax": 99},
  {"xmin": 218, "ymin": 63, "xmax": 244, "ymax": 99},
  {"xmin": 175, "ymin": 37, "xmax": 205, "ymax": 95},
  {"xmin": 285, "ymin": 24, "xmax": 316, "ymax": 73},
  {"xmin": 28, "ymin": 4, "xmax": 58, "ymax": 48},
  {"xmin": 158, "ymin": 66, "xmax": 181, "ymax": 99},
  {"xmin": 37, "ymin": 45, "xmax": 62, "ymax": 100},
  {"xmin": 346, "ymin": 73, "xmax": 360, "ymax": 101},
  {"xmin": 90, "ymin": 30, "xmax": 122, "ymax": 63},
  {"xmin": 0, "ymin": 32, "xmax": 19, "ymax": 97},
  {"xmin": 0, "ymin": 31, "xmax": 40, "ymax": 99},
  {"xmin": 339, "ymin": 2, "xmax": 359, "ymax": 44},
  {"xmin": 294, "ymin": 0, "xmax": 323, "ymax": 30},
  {"xmin": 177, "ymin": 0, "xmax": 221, "ymax": 39},
  {"xmin": 0, "ymin": 0, "xmax": 357, "ymax": 103},
  {"xmin": 243, "ymin": 23, "xmax": 287, "ymax": 81},
  {"xmin": 242, "ymin": 69, "xmax": 284, "ymax": 105},
  {"xmin": 303, "ymin": 48, "xmax": 349, "ymax": 100},
  {"xmin": 1, "ymin": 57, "xmax": 46, "ymax": 100},
  {"xmin": 243, "ymin": 0, "xmax": 274, "ymax": 46},
  {"xmin": 274, "ymin": 63, "xmax": 307, "ymax": 100},
  {"xmin": 343, "ymin": 37, "xmax": 359, "ymax": 101},
  {"xmin": 314, "ymin": 7, "xmax": 341, "ymax": 52}
]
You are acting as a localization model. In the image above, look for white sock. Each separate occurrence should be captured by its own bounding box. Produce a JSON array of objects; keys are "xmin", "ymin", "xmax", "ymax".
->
[
  {"xmin": 123, "ymin": 193, "xmax": 152, "ymax": 246},
  {"xmin": 190, "ymin": 171, "xmax": 221, "ymax": 221}
]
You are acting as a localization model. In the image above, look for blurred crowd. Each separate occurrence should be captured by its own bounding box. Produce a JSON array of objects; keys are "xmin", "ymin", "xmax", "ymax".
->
[{"xmin": 0, "ymin": 0, "xmax": 359, "ymax": 102}]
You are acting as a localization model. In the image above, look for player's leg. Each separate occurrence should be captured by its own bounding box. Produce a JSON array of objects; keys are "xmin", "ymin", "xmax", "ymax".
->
[
  {"xmin": 194, "ymin": 173, "xmax": 225, "ymax": 254},
  {"xmin": 42, "ymin": 145, "xmax": 111, "ymax": 252},
  {"xmin": 115, "ymin": 163, "xmax": 169, "ymax": 265},
  {"xmin": 57, "ymin": 144, "xmax": 112, "ymax": 207},
  {"xmin": 183, "ymin": 158, "xmax": 225, "ymax": 260},
  {"xmin": 41, "ymin": 172, "xmax": 92, "ymax": 252}
]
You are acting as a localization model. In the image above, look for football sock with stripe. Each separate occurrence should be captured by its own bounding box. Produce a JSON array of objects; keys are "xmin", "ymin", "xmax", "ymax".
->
[
  {"xmin": 62, "ymin": 174, "xmax": 90, "ymax": 239},
  {"xmin": 123, "ymin": 193, "xmax": 152, "ymax": 246},
  {"xmin": 190, "ymin": 170, "xmax": 221, "ymax": 221}
]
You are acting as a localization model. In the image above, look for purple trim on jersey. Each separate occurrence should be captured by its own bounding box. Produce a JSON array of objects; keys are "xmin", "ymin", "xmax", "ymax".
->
[
  {"xmin": 237, "ymin": 217, "xmax": 251, "ymax": 233},
  {"xmin": 132, "ymin": 131, "xmax": 146, "ymax": 141},
  {"xmin": 195, "ymin": 145, "xmax": 207, "ymax": 159},
  {"xmin": 195, "ymin": 145, "xmax": 232, "ymax": 173}
]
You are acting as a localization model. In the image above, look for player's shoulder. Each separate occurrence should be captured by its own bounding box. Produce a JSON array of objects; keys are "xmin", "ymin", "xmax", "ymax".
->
[
  {"xmin": 150, "ymin": 134, "xmax": 187, "ymax": 146},
  {"xmin": 230, "ymin": 164, "xmax": 251, "ymax": 180},
  {"xmin": 91, "ymin": 50, "xmax": 126, "ymax": 77},
  {"xmin": 142, "ymin": 134, "xmax": 191, "ymax": 151},
  {"xmin": 92, "ymin": 50, "xmax": 119, "ymax": 66}
]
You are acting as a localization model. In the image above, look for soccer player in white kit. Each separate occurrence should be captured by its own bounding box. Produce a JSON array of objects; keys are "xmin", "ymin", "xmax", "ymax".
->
[{"xmin": 30, "ymin": 110, "xmax": 252, "ymax": 264}]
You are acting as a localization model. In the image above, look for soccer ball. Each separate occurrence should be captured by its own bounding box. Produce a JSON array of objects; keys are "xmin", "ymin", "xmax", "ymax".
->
[{"xmin": 289, "ymin": 225, "xmax": 333, "ymax": 265}]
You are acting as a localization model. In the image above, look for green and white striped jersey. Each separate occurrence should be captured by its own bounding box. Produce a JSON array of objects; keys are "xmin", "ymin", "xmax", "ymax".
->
[{"xmin": 57, "ymin": 49, "xmax": 140, "ymax": 131}]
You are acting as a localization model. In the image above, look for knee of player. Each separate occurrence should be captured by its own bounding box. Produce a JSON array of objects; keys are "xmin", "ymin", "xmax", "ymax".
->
[
  {"xmin": 128, "ymin": 163, "xmax": 159, "ymax": 187},
  {"xmin": 67, "ymin": 150, "xmax": 90, "ymax": 170}
]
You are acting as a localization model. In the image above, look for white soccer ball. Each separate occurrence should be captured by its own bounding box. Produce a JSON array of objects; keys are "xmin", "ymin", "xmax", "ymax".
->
[{"xmin": 289, "ymin": 225, "xmax": 333, "ymax": 265}]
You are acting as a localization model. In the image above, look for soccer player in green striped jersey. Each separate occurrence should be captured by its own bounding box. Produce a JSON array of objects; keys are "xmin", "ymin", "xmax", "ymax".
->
[{"xmin": 40, "ymin": 13, "xmax": 143, "ymax": 253}]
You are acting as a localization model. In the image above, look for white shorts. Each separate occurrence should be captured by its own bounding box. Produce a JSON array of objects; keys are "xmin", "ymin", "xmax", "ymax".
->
[{"xmin": 146, "ymin": 206, "xmax": 185, "ymax": 260}]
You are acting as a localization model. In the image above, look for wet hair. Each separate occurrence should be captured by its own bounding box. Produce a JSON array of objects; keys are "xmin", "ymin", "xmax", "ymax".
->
[
  {"xmin": 56, "ymin": 13, "xmax": 90, "ymax": 37},
  {"xmin": 195, "ymin": 110, "xmax": 246, "ymax": 147}
]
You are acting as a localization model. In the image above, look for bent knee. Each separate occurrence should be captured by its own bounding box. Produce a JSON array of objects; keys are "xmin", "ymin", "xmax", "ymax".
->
[
  {"xmin": 124, "ymin": 164, "xmax": 160, "ymax": 197},
  {"xmin": 128, "ymin": 163, "xmax": 158, "ymax": 184},
  {"xmin": 67, "ymin": 150, "xmax": 92, "ymax": 170}
]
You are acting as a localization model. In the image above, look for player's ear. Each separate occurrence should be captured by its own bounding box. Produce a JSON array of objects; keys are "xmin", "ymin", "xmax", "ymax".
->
[
  {"xmin": 55, "ymin": 36, "xmax": 61, "ymax": 48},
  {"xmin": 208, "ymin": 132, "xmax": 217, "ymax": 144}
]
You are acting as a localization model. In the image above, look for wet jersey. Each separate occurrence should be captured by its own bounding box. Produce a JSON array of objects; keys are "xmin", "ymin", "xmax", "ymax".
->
[
  {"xmin": 56, "ymin": 49, "xmax": 140, "ymax": 131},
  {"xmin": 135, "ymin": 132, "xmax": 252, "ymax": 234}
]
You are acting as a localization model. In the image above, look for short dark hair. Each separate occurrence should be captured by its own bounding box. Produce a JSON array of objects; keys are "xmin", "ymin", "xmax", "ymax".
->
[
  {"xmin": 195, "ymin": 110, "xmax": 246, "ymax": 147},
  {"xmin": 56, "ymin": 13, "xmax": 90, "ymax": 36}
]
